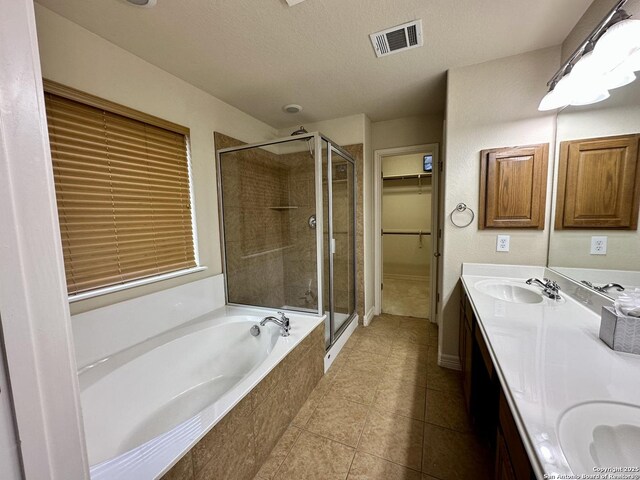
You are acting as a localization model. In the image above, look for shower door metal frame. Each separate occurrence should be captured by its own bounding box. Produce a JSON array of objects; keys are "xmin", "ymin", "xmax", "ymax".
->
[
  {"xmin": 326, "ymin": 145, "xmax": 357, "ymax": 347},
  {"xmin": 216, "ymin": 132, "xmax": 357, "ymax": 349}
]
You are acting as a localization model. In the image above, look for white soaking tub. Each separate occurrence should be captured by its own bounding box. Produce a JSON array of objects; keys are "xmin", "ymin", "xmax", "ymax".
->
[{"xmin": 79, "ymin": 305, "xmax": 324, "ymax": 480}]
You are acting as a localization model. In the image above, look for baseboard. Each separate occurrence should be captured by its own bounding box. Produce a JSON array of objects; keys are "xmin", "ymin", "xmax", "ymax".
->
[
  {"xmin": 383, "ymin": 273, "xmax": 430, "ymax": 282},
  {"xmin": 364, "ymin": 307, "xmax": 375, "ymax": 326},
  {"xmin": 438, "ymin": 353, "xmax": 462, "ymax": 371},
  {"xmin": 324, "ymin": 315, "xmax": 358, "ymax": 372}
]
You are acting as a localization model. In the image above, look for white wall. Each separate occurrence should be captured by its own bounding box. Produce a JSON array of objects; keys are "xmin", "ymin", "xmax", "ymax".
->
[
  {"xmin": 441, "ymin": 47, "xmax": 560, "ymax": 359},
  {"xmin": 35, "ymin": 5, "xmax": 279, "ymax": 315}
]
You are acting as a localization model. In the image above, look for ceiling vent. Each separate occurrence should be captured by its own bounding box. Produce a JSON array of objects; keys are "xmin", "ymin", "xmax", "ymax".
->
[{"xmin": 369, "ymin": 20, "xmax": 423, "ymax": 58}]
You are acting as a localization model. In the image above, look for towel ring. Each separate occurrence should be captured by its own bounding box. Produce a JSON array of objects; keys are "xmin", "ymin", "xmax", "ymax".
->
[{"xmin": 450, "ymin": 203, "xmax": 475, "ymax": 228}]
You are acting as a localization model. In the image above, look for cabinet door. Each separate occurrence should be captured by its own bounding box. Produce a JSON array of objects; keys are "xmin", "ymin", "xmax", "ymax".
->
[
  {"xmin": 479, "ymin": 144, "xmax": 549, "ymax": 229},
  {"xmin": 555, "ymin": 134, "xmax": 640, "ymax": 229},
  {"xmin": 462, "ymin": 319, "xmax": 473, "ymax": 409},
  {"xmin": 495, "ymin": 428, "xmax": 516, "ymax": 480}
]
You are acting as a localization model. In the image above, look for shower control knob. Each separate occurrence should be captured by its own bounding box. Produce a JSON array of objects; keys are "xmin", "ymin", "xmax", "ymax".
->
[{"xmin": 308, "ymin": 215, "xmax": 317, "ymax": 230}]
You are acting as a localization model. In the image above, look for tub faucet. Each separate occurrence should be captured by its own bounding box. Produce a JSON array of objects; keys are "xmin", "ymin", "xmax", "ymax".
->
[
  {"xmin": 260, "ymin": 311, "xmax": 290, "ymax": 337},
  {"xmin": 526, "ymin": 278, "xmax": 561, "ymax": 300}
]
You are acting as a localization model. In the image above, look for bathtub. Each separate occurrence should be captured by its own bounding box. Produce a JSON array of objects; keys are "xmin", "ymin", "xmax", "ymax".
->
[{"xmin": 79, "ymin": 305, "xmax": 324, "ymax": 480}]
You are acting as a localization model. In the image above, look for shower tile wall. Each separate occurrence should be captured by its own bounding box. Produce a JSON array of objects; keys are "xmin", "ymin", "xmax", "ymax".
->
[{"xmin": 280, "ymin": 150, "xmax": 318, "ymax": 311}]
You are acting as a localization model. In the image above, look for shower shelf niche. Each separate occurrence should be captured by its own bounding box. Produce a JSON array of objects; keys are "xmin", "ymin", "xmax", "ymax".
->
[{"xmin": 268, "ymin": 206, "xmax": 299, "ymax": 210}]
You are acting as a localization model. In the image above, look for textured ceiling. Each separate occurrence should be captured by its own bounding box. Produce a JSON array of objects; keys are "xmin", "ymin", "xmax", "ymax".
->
[{"xmin": 35, "ymin": 0, "xmax": 593, "ymax": 128}]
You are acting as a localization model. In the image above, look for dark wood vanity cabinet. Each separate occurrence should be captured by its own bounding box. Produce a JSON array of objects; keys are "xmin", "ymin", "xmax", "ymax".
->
[{"xmin": 459, "ymin": 285, "xmax": 536, "ymax": 480}]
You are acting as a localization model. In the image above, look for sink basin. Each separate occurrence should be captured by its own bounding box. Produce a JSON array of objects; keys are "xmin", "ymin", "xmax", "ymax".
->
[
  {"xmin": 558, "ymin": 402, "xmax": 640, "ymax": 475},
  {"xmin": 474, "ymin": 280, "xmax": 544, "ymax": 304}
]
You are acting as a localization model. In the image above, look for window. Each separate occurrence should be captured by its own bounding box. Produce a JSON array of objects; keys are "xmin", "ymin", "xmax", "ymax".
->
[{"xmin": 43, "ymin": 80, "xmax": 196, "ymax": 296}]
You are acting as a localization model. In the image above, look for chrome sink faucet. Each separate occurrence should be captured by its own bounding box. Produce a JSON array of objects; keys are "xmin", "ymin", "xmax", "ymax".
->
[
  {"xmin": 580, "ymin": 280, "xmax": 625, "ymax": 293},
  {"xmin": 260, "ymin": 311, "xmax": 291, "ymax": 337},
  {"xmin": 526, "ymin": 278, "xmax": 561, "ymax": 300}
]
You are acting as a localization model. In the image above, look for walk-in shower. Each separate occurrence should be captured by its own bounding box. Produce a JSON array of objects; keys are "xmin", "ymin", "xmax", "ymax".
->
[{"xmin": 217, "ymin": 133, "xmax": 357, "ymax": 349}]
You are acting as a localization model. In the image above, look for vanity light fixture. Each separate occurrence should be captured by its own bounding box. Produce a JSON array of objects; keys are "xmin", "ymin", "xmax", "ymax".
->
[{"xmin": 539, "ymin": 0, "xmax": 640, "ymax": 111}]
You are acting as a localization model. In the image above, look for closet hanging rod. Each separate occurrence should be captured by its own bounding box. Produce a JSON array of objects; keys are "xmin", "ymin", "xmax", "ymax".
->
[
  {"xmin": 382, "ymin": 230, "xmax": 431, "ymax": 235},
  {"xmin": 382, "ymin": 173, "xmax": 432, "ymax": 181}
]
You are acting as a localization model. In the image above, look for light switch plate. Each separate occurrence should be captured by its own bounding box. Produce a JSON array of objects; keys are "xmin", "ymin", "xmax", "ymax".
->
[
  {"xmin": 497, "ymin": 235, "xmax": 510, "ymax": 252},
  {"xmin": 590, "ymin": 236, "xmax": 607, "ymax": 255}
]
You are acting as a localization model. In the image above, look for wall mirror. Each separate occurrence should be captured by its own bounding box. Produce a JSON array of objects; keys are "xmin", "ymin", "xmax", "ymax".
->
[{"xmin": 548, "ymin": 5, "xmax": 640, "ymax": 298}]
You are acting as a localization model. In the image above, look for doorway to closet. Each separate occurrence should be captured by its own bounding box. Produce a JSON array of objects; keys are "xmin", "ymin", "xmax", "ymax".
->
[{"xmin": 374, "ymin": 144, "xmax": 440, "ymax": 322}]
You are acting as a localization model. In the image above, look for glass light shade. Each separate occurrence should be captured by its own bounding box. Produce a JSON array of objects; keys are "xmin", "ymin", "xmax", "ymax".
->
[
  {"xmin": 538, "ymin": 75, "xmax": 574, "ymax": 111},
  {"xmin": 571, "ymin": 51, "xmax": 605, "ymax": 78},
  {"xmin": 621, "ymin": 48, "xmax": 640, "ymax": 72},
  {"xmin": 570, "ymin": 83, "xmax": 610, "ymax": 105},
  {"xmin": 603, "ymin": 65, "xmax": 636, "ymax": 89},
  {"xmin": 595, "ymin": 19, "xmax": 640, "ymax": 67},
  {"xmin": 538, "ymin": 88, "xmax": 569, "ymax": 111}
]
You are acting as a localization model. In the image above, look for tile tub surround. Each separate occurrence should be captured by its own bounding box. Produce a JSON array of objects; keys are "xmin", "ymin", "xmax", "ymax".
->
[
  {"xmin": 253, "ymin": 314, "xmax": 493, "ymax": 480},
  {"xmin": 162, "ymin": 322, "xmax": 325, "ymax": 480},
  {"xmin": 460, "ymin": 263, "xmax": 640, "ymax": 477}
]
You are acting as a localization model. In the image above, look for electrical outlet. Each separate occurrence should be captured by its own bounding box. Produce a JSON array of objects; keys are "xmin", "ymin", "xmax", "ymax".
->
[
  {"xmin": 590, "ymin": 236, "xmax": 607, "ymax": 255},
  {"xmin": 497, "ymin": 235, "xmax": 510, "ymax": 252}
]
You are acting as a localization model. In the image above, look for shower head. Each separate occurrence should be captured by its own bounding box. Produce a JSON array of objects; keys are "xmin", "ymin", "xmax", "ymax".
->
[{"xmin": 291, "ymin": 126, "xmax": 308, "ymax": 136}]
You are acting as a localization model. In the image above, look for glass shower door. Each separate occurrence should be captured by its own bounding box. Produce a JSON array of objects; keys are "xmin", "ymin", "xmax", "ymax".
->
[{"xmin": 328, "ymin": 146, "xmax": 356, "ymax": 343}]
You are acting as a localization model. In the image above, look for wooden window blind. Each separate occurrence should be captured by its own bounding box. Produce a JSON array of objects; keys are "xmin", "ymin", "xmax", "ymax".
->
[{"xmin": 43, "ymin": 80, "xmax": 196, "ymax": 295}]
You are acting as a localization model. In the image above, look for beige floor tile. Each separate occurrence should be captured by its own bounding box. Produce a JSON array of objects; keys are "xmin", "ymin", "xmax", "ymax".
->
[
  {"xmin": 254, "ymin": 426, "xmax": 302, "ymax": 480},
  {"xmin": 385, "ymin": 353, "xmax": 428, "ymax": 387},
  {"xmin": 373, "ymin": 379, "xmax": 426, "ymax": 421},
  {"xmin": 425, "ymin": 364, "xmax": 462, "ymax": 393},
  {"xmin": 357, "ymin": 410, "xmax": 424, "ymax": 471},
  {"xmin": 426, "ymin": 346, "xmax": 438, "ymax": 367},
  {"xmin": 365, "ymin": 316, "xmax": 401, "ymax": 334},
  {"xmin": 274, "ymin": 431, "xmax": 355, "ymax": 480},
  {"xmin": 347, "ymin": 452, "xmax": 421, "ymax": 480},
  {"xmin": 395, "ymin": 325, "xmax": 429, "ymax": 346},
  {"xmin": 422, "ymin": 423, "xmax": 492, "ymax": 480},
  {"xmin": 326, "ymin": 367, "xmax": 382, "ymax": 405},
  {"xmin": 341, "ymin": 348, "xmax": 389, "ymax": 376},
  {"xmin": 391, "ymin": 339, "xmax": 429, "ymax": 359},
  {"xmin": 352, "ymin": 333, "xmax": 394, "ymax": 356},
  {"xmin": 425, "ymin": 388, "xmax": 471, "ymax": 432},
  {"xmin": 306, "ymin": 395, "xmax": 370, "ymax": 447}
]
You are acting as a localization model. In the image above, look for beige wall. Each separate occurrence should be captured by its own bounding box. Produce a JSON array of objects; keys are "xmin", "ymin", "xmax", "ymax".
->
[
  {"xmin": 372, "ymin": 115, "xmax": 444, "ymax": 151},
  {"xmin": 35, "ymin": 5, "xmax": 278, "ymax": 314},
  {"xmin": 441, "ymin": 47, "xmax": 560, "ymax": 360},
  {"xmin": 549, "ymin": 80, "xmax": 640, "ymax": 271}
]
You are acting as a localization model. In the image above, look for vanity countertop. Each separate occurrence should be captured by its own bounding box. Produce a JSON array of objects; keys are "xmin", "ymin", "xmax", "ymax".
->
[{"xmin": 461, "ymin": 264, "xmax": 640, "ymax": 478}]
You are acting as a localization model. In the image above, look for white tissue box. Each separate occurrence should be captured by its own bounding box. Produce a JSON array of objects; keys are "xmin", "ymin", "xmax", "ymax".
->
[{"xmin": 600, "ymin": 306, "xmax": 640, "ymax": 355}]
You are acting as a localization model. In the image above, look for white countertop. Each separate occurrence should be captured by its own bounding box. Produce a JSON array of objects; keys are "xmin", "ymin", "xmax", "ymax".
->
[{"xmin": 461, "ymin": 264, "xmax": 640, "ymax": 478}]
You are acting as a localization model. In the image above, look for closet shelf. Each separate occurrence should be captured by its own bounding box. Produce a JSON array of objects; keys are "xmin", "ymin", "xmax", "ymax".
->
[{"xmin": 382, "ymin": 173, "xmax": 432, "ymax": 181}]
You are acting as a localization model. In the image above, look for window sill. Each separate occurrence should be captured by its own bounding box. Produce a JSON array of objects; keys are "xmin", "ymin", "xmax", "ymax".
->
[{"xmin": 67, "ymin": 266, "xmax": 208, "ymax": 303}]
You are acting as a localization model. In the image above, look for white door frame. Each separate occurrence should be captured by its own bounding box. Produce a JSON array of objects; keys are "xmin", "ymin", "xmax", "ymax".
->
[
  {"xmin": 374, "ymin": 144, "xmax": 440, "ymax": 322},
  {"xmin": 0, "ymin": 1, "xmax": 89, "ymax": 478}
]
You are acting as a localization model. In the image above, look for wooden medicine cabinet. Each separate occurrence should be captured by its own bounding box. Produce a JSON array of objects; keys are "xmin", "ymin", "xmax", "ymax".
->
[
  {"xmin": 555, "ymin": 134, "xmax": 640, "ymax": 230},
  {"xmin": 479, "ymin": 144, "xmax": 549, "ymax": 229}
]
